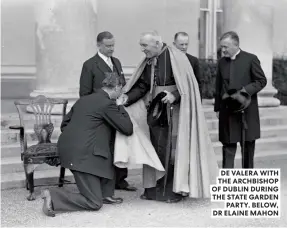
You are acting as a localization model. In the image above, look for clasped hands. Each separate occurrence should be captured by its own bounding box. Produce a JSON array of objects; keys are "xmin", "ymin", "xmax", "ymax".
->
[
  {"xmin": 217, "ymin": 87, "xmax": 249, "ymax": 119},
  {"xmin": 222, "ymin": 87, "xmax": 248, "ymax": 103},
  {"xmin": 116, "ymin": 94, "xmax": 129, "ymax": 106},
  {"xmin": 116, "ymin": 90, "xmax": 176, "ymax": 106}
]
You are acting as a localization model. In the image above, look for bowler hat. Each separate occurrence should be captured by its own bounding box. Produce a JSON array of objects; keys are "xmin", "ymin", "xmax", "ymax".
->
[
  {"xmin": 147, "ymin": 92, "xmax": 168, "ymax": 127},
  {"xmin": 222, "ymin": 89, "xmax": 251, "ymax": 113}
]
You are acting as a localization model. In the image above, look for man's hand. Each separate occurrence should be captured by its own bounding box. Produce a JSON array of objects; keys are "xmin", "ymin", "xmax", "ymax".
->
[
  {"xmin": 161, "ymin": 91, "xmax": 176, "ymax": 104},
  {"xmin": 222, "ymin": 92, "xmax": 229, "ymax": 100},
  {"xmin": 116, "ymin": 94, "xmax": 128, "ymax": 106},
  {"xmin": 240, "ymin": 87, "xmax": 248, "ymax": 94},
  {"xmin": 216, "ymin": 112, "xmax": 219, "ymax": 119}
]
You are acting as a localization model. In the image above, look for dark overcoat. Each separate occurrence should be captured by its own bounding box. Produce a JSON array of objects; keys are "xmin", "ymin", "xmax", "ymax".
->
[
  {"xmin": 57, "ymin": 90, "xmax": 133, "ymax": 179},
  {"xmin": 79, "ymin": 53, "xmax": 125, "ymax": 97},
  {"xmin": 214, "ymin": 50, "xmax": 267, "ymax": 144}
]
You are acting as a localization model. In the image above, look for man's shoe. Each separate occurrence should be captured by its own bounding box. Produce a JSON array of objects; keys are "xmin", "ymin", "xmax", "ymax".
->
[
  {"xmin": 103, "ymin": 196, "xmax": 123, "ymax": 204},
  {"xmin": 116, "ymin": 185, "xmax": 137, "ymax": 192},
  {"xmin": 166, "ymin": 197, "xmax": 183, "ymax": 203},
  {"xmin": 140, "ymin": 194, "xmax": 152, "ymax": 201},
  {"xmin": 41, "ymin": 189, "xmax": 55, "ymax": 217}
]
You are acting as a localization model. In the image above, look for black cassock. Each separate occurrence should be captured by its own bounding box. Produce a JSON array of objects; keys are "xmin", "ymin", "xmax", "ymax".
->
[
  {"xmin": 125, "ymin": 44, "xmax": 182, "ymax": 201},
  {"xmin": 214, "ymin": 50, "xmax": 267, "ymax": 144},
  {"xmin": 214, "ymin": 50, "xmax": 267, "ymax": 168}
]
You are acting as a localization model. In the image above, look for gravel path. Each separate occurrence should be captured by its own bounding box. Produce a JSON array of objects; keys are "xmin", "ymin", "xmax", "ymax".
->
[{"xmin": 2, "ymin": 158, "xmax": 287, "ymax": 227}]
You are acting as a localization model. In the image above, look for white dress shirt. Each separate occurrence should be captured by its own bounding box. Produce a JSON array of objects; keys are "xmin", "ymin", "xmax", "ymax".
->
[{"xmin": 98, "ymin": 51, "xmax": 113, "ymax": 70}]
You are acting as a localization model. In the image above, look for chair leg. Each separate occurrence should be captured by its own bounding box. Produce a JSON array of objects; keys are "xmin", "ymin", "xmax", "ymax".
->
[
  {"xmin": 26, "ymin": 179, "xmax": 29, "ymax": 190},
  {"xmin": 24, "ymin": 167, "xmax": 29, "ymax": 190},
  {"xmin": 24, "ymin": 164, "xmax": 36, "ymax": 201},
  {"xmin": 58, "ymin": 167, "xmax": 65, "ymax": 187}
]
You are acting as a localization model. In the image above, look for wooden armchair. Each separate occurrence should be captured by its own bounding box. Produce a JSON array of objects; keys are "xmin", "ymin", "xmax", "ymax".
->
[{"xmin": 9, "ymin": 95, "xmax": 69, "ymax": 201}]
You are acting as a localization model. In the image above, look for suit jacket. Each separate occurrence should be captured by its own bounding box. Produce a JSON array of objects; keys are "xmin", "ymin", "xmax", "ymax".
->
[
  {"xmin": 186, "ymin": 53, "xmax": 202, "ymax": 98},
  {"xmin": 57, "ymin": 89, "xmax": 133, "ymax": 179},
  {"xmin": 214, "ymin": 50, "xmax": 267, "ymax": 143},
  {"xmin": 79, "ymin": 53, "xmax": 125, "ymax": 97}
]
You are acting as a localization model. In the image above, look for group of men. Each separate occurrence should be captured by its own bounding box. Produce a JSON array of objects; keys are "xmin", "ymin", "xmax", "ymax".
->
[{"xmin": 41, "ymin": 30, "xmax": 267, "ymax": 217}]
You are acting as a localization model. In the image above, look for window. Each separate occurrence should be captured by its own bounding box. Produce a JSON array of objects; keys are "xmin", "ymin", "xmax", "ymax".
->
[{"xmin": 199, "ymin": 0, "xmax": 223, "ymax": 59}]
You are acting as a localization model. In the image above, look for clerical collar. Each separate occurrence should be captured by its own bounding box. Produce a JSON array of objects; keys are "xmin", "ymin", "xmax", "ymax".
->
[{"xmin": 230, "ymin": 49, "xmax": 241, "ymax": 60}]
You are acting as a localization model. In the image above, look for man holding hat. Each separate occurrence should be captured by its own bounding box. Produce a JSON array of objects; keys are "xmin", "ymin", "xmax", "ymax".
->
[{"xmin": 214, "ymin": 31, "xmax": 267, "ymax": 169}]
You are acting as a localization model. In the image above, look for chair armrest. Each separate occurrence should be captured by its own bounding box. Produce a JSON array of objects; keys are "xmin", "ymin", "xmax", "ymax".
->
[
  {"xmin": 9, "ymin": 125, "xmax": 24, "ymax": 130},
  {"xmin": 9, "ymin": 125, "xmax": 27, "ymax": 156}
]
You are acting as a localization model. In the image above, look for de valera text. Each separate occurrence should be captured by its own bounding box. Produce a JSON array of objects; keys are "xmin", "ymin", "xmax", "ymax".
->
[{"xmin": 220, "ymin": 169, "xmax": 280, "ymax": 177}]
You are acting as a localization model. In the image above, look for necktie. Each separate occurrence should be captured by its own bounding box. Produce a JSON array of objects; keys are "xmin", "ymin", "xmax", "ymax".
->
[{"xmin": 107, "ymin": 58, "xmax": 113, "ymax": 71}]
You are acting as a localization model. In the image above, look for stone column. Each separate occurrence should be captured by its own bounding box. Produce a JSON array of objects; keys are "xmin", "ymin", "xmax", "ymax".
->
[
  {"xmin": 28, "ymin": 0, "xmax": 98, "ymax": 114},
  {"xmin": 223, "ymin": 0, "xmax": 280, "ymax": 107}
]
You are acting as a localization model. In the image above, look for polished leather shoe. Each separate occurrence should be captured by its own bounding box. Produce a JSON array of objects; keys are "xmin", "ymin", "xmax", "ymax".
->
[
  {"xmin": 166, "ymin": 197, "xmax": 183, "ymax": 203},
  {"xmin": 103, "ymin": 196, "xmax": 123, "ymax": 204},
  {"xmin": 140, "ymin": 194, "xmax": 152, "ymax": 200},
  {"xmin": 116, "ymin": 185, "xmax": 137, "ymax": 192},
  {"xmin": 41, "ymin": 189, "xmax": 55, "ymax": 217}
]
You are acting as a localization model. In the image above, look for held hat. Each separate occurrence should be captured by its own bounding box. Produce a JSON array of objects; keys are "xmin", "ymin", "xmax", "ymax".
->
[
  {"xmin": 222, "ymin": 89, "xmax": 251, "ymax": 113},
  {"xmin": 147, "ymin": 92, "xmax": 169, "ymax": 127}
]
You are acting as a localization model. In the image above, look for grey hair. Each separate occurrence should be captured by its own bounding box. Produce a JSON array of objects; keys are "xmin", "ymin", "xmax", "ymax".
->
[
  {"xmin": 140, "ymin": 30, "xmax": 163, "ymax": 43},
  {"xmin": 220, "ymin": 31, "xmax": 240, "ymax": 46}
]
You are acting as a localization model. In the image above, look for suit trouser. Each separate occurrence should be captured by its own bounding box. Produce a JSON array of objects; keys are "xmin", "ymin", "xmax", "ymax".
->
[
  {"xmin": 49, "ymin": 170, "xmax": 115, "ymax": 212},
  {"xmin": 222, "ymin": 140, "xmax": 255, "ymax": 169},
  {"xmin": 115, "ymin": 167, "xmax": 128, "ymax": 188}
]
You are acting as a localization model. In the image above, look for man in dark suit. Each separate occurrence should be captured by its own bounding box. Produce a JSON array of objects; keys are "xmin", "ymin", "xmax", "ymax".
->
[
  {"xmin": 173, "ymin": 32, "xmax": 202, "ymax": 98},
  {"xmin": 79, "ymin": 31, "xmax": 136, "ymax": 191},
  {"xmin": 41, "ymin": 73, "xmax": 133, "ymax": 217},
  {"xmin": 214, "ymin": 31, "xmax": 267, "ymax": 169}
]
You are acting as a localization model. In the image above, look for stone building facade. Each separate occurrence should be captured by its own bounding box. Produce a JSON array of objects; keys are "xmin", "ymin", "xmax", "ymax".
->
[{"xmin": 1, "ymin": 0, "xmax": 287, "ymax": 107}]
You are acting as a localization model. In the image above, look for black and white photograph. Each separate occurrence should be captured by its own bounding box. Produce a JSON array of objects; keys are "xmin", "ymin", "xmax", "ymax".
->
[{"xmin": 1, "ymin": 0, "xmax": 287, "ymax": 227}]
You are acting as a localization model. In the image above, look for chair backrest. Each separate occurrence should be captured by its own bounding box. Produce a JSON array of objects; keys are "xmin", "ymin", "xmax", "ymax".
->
[{"xmin": 14, "ymin": 95, "xmax": 68, "ymax": 144}]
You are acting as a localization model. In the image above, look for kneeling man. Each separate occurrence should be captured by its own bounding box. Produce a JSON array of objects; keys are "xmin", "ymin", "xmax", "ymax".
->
[{"xmin": 41, "ymin": 72, "xmax": 133, "ymax": 217}]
